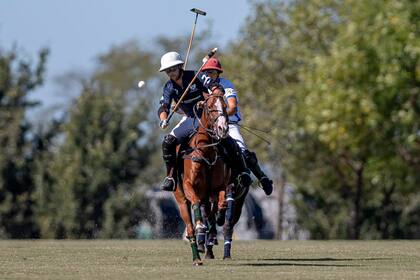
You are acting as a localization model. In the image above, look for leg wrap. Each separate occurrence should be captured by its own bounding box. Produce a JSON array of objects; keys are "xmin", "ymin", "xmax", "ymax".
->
[
  {"xmin": 187, "ymin": 236, "xmax": 201, "ymax": 261},
  {"xmin": 196, "ymin": 205, "xmax": 206, "ymax": 249},
  {"xmin": 223, "ymin": 186, "xmax": 234, "ymax": 259},
  {"xmin": 223, "ymin": 241, "xmax": 232, "ymax": 259},
  {"xmin": 224, "ymin": 191, "xmax": 235, "ymax": 242},
  {"xmin": 192, "ymin": 203, "xmax": 202, "ymax": 223}
]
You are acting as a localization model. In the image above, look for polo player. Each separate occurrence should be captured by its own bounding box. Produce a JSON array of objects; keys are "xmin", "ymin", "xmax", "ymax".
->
[{"xmin": 157, "ymin": 51, "xmax": 252, "ymax": 192}]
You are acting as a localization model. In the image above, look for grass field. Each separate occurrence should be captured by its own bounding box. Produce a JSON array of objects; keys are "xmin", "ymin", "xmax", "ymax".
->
[{"xmin": 1, "ymin": 240, "xmax": 420, "ymax": 279}]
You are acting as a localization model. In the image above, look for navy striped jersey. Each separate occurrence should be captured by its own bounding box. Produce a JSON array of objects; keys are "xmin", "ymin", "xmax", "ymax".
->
[{"xmin": 159, "ymin": 70, "xmax": 218, "ymax": 117}]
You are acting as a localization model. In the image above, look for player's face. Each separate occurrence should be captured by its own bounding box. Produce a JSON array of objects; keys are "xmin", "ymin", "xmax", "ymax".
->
[
  {"xmin": 165, "ymin": 66, "xmax": 181, "ymax": 80},
  {"xmin": 204, "ymin": 69, "xmax": 219, "ymax": 79}
]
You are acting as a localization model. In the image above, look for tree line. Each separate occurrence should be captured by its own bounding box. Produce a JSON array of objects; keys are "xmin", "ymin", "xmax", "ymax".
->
[{"xmin": 0, "ymin": 0, "xmax": 418, "ymax": 239}]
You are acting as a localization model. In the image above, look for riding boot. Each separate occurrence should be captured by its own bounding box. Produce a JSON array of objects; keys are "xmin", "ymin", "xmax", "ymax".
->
[
  {"xmin": 220, "ymin": 136, "xmax": 252, "ymax": 191},
  {"xmin": 161, "ymin": 134, "xmax": 178, "ymax": 191},
  {"xmin": 243, "ymin": 149, "xmax": 273, "ymax": 195}
]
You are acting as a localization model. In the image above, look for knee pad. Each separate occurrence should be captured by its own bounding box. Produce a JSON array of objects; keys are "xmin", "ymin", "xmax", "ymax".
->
[
  {"xmin": 162, "ymin": 134, "xmax": 177, "ymax": 149},
  {"xmin": 162, "ymin": 134, "xmax": 177, "ymax": 161}
]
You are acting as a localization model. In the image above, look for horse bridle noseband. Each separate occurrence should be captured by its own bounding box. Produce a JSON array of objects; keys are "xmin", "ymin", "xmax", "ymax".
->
[
  {"xmin": 193, "ymin": 93, "xmax": 227, "ymax": 139},
  {"xmin": 182, "ymin": 93, "xmax": 228, "ymax": 166}
]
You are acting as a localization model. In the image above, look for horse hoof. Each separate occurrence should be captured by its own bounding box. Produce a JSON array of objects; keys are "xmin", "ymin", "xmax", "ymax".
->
[{"xmin": 193, "ymin": 260, "xmax": 203, "ymax": 266}]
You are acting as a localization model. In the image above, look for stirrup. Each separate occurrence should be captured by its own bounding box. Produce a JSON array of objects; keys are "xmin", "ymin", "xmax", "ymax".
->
[
  {"xmin": 237, "ymin": 172, "xmax": 252, "ymax": 188},
  {"xmin": 259, "ymin": 176, "xmax": 273, "ymax": 196},
  {"xmin": 235, "ymin": 172, "xmax": 251, "ymax": 198},
  {"xmin": 161, "ymin": 176, "xmax": 176, "ymax": 192}
]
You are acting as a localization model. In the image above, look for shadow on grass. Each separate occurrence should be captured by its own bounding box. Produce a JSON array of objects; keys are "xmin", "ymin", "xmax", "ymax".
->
[
  {"xmin": 258, "ymin": 257, "xmax": 391, "ymax": 262},
  {"xmin": 236, "ymin": 262, "xmax": 362, "ymax": 267},
  {"xmin": 234, "ymin": 257, "xmax": 392, "ymax": 267}
]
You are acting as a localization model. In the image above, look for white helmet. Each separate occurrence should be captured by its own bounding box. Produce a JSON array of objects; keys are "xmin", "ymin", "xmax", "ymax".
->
[{"xmin": 159, "ymin": 51, "xmax": 184, "ymax": 72}]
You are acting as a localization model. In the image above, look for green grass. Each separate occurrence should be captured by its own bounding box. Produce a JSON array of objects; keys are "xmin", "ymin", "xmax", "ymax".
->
[{"xmin": 1, "ymin": 240, "xmax": 420, "ymax": 279}]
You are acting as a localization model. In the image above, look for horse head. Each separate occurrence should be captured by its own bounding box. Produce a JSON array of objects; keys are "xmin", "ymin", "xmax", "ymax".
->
[{"xmin": 198, "ymin": 91, "xmax": 229, "ymax": 140}]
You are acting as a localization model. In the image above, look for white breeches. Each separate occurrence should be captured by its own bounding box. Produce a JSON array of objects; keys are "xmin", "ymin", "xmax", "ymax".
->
[{"xmin": 228, "ymin": 123, "xmax": 247, "ymax": 152}]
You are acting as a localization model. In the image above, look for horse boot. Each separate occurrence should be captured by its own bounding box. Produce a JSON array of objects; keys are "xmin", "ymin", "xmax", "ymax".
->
[
  {"xmin": 161, "ymin": 134, "xmax": 178, "ymax": 191},
  {"xmin": 220, "ymin": 136, "xmax": 252, "ymax": 194},
  {"xmin": 243, "ymin": 149, "xmax": 273, "ymax": 196}
]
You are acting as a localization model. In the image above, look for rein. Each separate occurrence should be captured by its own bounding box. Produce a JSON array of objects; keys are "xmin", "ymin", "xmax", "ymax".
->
[
  {"xmin": 236, "ymin": 123, "xmax": 272, "ymax": 146},
  {"xmin": 192, "ymin": 94, "xmax": 226, "ymax": 140},
  {"xmin": 183, "ymin": 93, "xmax": 227, "ymax": 166}
]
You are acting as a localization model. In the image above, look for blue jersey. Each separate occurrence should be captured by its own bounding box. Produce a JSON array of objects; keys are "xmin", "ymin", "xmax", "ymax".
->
[
  {"xmin": 159, "ymin": 70, "xmax": 219, "ymax": 117},
  {"xmin": 217, "ymin": 77, "xmax": 242, "ymax": 123}
]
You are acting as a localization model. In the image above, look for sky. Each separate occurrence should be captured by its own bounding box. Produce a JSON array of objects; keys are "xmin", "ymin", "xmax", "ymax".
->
[{"xmin": 0, "ymin": 0, "xmax": 251, "ymax": 112}]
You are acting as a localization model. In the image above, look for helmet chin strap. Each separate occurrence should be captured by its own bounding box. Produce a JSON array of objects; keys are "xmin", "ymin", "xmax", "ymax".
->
[
  {"xmin": 168, "ymin": 66, "xmax": 183, "ymax": 82},
  {"xmin": 175, "ymin": 67, "xmax": 183, "ymax": 81}
]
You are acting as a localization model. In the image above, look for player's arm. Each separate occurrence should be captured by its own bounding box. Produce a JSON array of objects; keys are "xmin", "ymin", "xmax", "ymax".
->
[{"xmin": 226, "ymin": 97, "xmax": 237, "ymax": 116}]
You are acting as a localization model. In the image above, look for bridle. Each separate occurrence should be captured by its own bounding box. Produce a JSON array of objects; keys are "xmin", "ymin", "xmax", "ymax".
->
[
  {"xmin": 183, "ymin": 92, "xmax": 228, "ymax": 166},
  {"xmin": 193, "ymin": 92, "xmax": 228, "ymax": 140}
]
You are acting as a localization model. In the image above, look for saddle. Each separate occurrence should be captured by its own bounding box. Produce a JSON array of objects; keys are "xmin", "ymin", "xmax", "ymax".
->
[{"xmin": 174, "ymin": 133, "xmax": 228, "ymax": 191}]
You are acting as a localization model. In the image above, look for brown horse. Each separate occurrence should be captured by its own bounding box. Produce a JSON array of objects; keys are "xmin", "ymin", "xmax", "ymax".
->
[{"xmin": 172, "ymin": 91, "xmax": 230, "ymax": 265}]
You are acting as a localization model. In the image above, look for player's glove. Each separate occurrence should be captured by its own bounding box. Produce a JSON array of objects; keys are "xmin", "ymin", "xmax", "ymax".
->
[{"xmin": 159, "ymin": 119, "xmax": 169, "ymax": 130}]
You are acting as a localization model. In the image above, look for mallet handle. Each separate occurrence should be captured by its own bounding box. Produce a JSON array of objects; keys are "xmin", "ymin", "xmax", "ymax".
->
[{"xmin": 184, "ymin": 13, "xmax": 198, "ymax": 70}]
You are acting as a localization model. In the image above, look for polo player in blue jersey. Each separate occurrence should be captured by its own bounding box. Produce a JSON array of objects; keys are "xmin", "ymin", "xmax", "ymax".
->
[
  {"xmin": 157, "ymin": 51, "xmax": 252, "ymax": 192},
  {"xmin": 201, "ymin": 57, "xmax": 273, "ymax": 196}
]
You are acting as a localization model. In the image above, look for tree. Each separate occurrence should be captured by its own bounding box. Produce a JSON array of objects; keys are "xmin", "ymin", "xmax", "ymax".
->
[
  {"xmin": 224, "ymin": 0, "xmax": 419, "ymax": 239},
  {"xmin": 34, "ymin": 41, "xmax": 159, "ymax": 238},
  {"xmin": 300, "ymin": 0, "xmax": 419, "ymax": 238},
  {"xmin": 0, "ymin": 46, "xmax": 48, "ymax": 238}
]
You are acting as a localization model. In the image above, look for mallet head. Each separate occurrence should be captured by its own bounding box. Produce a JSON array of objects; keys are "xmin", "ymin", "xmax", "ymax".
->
[{"xmin": 190, "ymin": 8, "xmax": 206, "ymax": 16}]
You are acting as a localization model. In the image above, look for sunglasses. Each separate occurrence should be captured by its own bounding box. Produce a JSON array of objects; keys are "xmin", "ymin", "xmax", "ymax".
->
[
  {"xmin": 204, "ymin": 70, "xmax": 219, "ymax": 75},
  {"xmin": 165, "ymin": 66, "xmax": 179, "ymax": 74}
]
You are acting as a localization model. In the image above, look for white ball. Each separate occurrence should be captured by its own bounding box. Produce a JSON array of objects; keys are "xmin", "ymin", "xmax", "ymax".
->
[{"xmin": 137, "ymin": 80, "xmax": 145, "ymax": 88}]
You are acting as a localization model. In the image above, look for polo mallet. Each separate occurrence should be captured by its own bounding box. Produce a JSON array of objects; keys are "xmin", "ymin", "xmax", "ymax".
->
[
  {"xmin": 183, "ymin": 8, "xmax": 207, "ymax": 70},
  {"xmin": 167, "ymin": 48, "xmax": 218, "ymax": 123}
]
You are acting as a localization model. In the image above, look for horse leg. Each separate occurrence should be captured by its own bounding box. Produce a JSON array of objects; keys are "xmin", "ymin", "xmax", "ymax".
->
[
  {"xmin": 177, "ymin": 200, "xmax": 194, "ymax": 239},
  {"xmin": 204, "ymin": 201, "xmax": 217, "ymax": 259},
  {"xmin": 226, "ymin": 185, "xmax": 250, "ymax": 258},
  {"xmin": 182, "ymin": 160, "xmax": 209, "ymax": 265},
  {"xmin": 216, "ymin": 190, "xmax": 227, "ymax": 226},
  {"xmin": 209, "ymin": 200, "xmax": 219, "ymax": 246},
  {"xmin": 223, "ymin": 183, "xmax": 235, "ymax": 260},
  {"xmin": 173, "ymin": 190, "xmax": 202, "ymax": 266},
  {"xmin": 232, "ymin": 185, "xmax": 250, "ymax": 225},
  {"xmin": 197, "ymin": 202, "xmax": 208, "ymax": 253}
]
